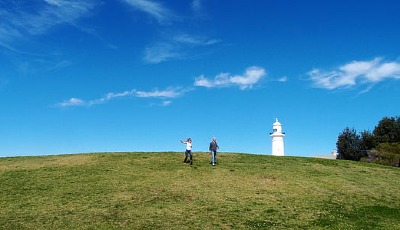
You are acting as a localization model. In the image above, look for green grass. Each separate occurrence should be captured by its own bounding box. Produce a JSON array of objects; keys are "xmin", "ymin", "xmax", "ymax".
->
[{"xmin": 1, "ymin": 152, "xmax": 399, "ymax": 229}]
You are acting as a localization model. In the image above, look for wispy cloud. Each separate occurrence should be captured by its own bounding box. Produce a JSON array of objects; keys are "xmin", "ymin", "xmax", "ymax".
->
[
  {"xmin": 121, "ymin": 0, "xmax": 219, "ymax": 64},
  {"xmin": 144, "ymin": 33, "xmax": 220, "ymax": 63},
  {"xmin": 134, "ymin": 87, "xmax": 188, "ymax": 98},
  {"xmin": 172, "ymin": 34, "xmax": 220, "ymax": 46},
  {"xmin": 161, "ymin": 100, "xmax": 172, "ymax": 106},
  {"xmin": 0, "ymin": 0, "xmax": 95, "ymax": 50},
  {"xmin": 309, "ymin": 57, "xmax": 400, "ymax": 90},
  {"xmin": 191, "ymin": 0, "xmax": 208, "ymax": 19},
  {"xmin": 58, "ymin": 87, "xmax": 189, "ymax": 107},
  {"xmin": 277, "ymin": 76, "xmax": 288, "ymax": 82},
  {"xmin": 191, "ymin": 0, "xmax": 202, "ymax": 13},
  {"xmin": 194, "ymin": 66, "xmax": 266, "ymax": 90},
  {"xmin": 58, "ymin": 98, "xmax": 85, "ymax": 107},
  {"xmin": 121, "ymin": 0, "xmax": 175, "ymax": 24},
  {"xmin": 144, "ymin": 42, "xmax": 180, "ymax": 64}
]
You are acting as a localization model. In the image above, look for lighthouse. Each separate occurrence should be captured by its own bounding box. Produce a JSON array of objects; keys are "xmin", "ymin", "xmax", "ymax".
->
[{"xmin": 270, "ymin": 118, "xmax": 285, "ymax": 156}]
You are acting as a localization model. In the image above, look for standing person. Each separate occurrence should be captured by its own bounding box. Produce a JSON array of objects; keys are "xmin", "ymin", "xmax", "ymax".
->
[
  {"xmin": 209, "ymin": 137, "xmax": 219, "ymax": 166},
  {"xmin": 180, "ymin": 138, "xmax": 193, "ymax": 165}
]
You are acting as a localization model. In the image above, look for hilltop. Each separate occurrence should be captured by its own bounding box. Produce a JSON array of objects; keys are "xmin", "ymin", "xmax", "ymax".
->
[{"xmin": 1, "ymin": 152, "xmax": 399, "ymax": 229}]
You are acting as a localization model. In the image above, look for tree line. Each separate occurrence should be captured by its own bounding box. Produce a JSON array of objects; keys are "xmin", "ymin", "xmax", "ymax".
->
[{"xmin": 336, "ymin": 116, "xmax": 400, "ymax": 167}]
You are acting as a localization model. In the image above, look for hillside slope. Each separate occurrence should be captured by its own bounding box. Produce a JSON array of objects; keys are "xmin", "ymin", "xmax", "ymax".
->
[{"xmin": 1, "ymin": 152, "xmax": 399, "ymax": 229}]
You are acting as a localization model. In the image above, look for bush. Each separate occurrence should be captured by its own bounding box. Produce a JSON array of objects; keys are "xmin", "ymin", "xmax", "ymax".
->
[{"xmin": 365, "ymin": 143, "xmax": 400, "ymax": 167}]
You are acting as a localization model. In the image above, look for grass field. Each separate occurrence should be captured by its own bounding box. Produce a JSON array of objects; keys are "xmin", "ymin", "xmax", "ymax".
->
[{"xmin": 1, "ymin": 152, "xmax": 400, "ymax": 229}]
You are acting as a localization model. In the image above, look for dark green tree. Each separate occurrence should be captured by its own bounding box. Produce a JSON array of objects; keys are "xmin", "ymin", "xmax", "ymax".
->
[
  {"xmin": 373, "ymin": 116, "xmax": 399, "ymax": 143},
  {"xmin": 395, "ymin": 116, "xmax": 400, "ymax": 142},
  {"xmin": 360, "ymin": 130, "xmax": 377, "ymax": 151},
  {"xmin": 336, "ymin": 127, "xmax": 363, "ymax": 161}
]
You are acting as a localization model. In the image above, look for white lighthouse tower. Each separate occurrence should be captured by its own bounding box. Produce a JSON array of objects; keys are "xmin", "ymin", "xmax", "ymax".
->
[{"xmin": 270, "ymin": 118, "xmax": 285, "ymax": 156}]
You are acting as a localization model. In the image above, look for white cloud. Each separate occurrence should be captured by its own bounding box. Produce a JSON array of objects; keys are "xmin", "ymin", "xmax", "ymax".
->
[
  {"xmin": 59, "ymin": 98, "xmax": 85, "ymax": 107},
  {"xmin": 134, "ymin": 87, "xmax": 186, "ymax": 98},
  {"xmin": 58, "ymin": 87, "xmax": 188, "ymax": 107},
  {"xmin": 121, "ymin": 0, "xmax": 175, "ymax": 24},
  {"xmin": 309, "ymin": 58, "xmax": 400, "ymax": 90},
  {"xmin": 194, "ymin": 66, "xmax": 266, "ymax": 90},
  {"xmin": 88, "ymin": 90, "xmax": 133, "ymax": 105}
]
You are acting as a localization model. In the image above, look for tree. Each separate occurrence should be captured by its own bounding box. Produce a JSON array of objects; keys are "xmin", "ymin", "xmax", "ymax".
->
[
  {"xmin": 336, "ymin": 116, "xmax": 400, "ymax": 166},
  {"xmin": 336, "ymin": 127, "xmax": 364, "ymax": 161},
  {"xmin": 373, "ymin": 116, "xmax": 399, "ymax": 143},
  {"xmin": 395, "ymin": 116, "xmax": 400, "ymax": 142},
  {"xmin": 360, "ymin": 130, "xmax": 377, "ymax": 151}
]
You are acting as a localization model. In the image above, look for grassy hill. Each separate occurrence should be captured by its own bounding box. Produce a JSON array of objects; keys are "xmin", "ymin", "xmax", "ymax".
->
[{"xmin": 1, "ymin": 152, "xmax": 399, "ymax": 229}]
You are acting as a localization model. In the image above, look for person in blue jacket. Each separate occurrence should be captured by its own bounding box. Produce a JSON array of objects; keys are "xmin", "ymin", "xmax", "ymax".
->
[{"xmin": 209, "ymin": 137, "xmax": 219, "ymax": 166}]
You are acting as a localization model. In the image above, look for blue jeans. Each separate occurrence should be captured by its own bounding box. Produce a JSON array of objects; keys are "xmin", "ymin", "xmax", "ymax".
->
[
  {"xmin": 184, "ymin": 150, "xmax": 192, "ymax": 163},
  {"xmin": 210, "ymin": 150, "xmax": 217, "ymax": 165}
]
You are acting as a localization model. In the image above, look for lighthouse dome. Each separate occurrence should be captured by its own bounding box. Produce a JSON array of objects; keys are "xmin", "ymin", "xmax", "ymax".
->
[{"xmin": 273, "ymin": 118, "xmax": 281, "ymax": 126}]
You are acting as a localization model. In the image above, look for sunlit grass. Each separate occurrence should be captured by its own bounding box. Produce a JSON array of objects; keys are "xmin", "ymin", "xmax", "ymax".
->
[{"xmin": 1, "ymin": 152, "xmax": 399, "ymax": 229}]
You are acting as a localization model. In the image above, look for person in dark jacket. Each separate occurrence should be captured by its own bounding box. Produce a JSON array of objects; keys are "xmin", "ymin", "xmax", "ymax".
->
[{"xmin": 209, "ymin": 137, "xmax": 219, "ymax": 166}]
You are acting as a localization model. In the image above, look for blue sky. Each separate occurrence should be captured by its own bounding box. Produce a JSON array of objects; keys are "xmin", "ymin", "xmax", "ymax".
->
[{"xmin": 1, "ymin": 0, "xmax": 399, "ymax": 157}]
